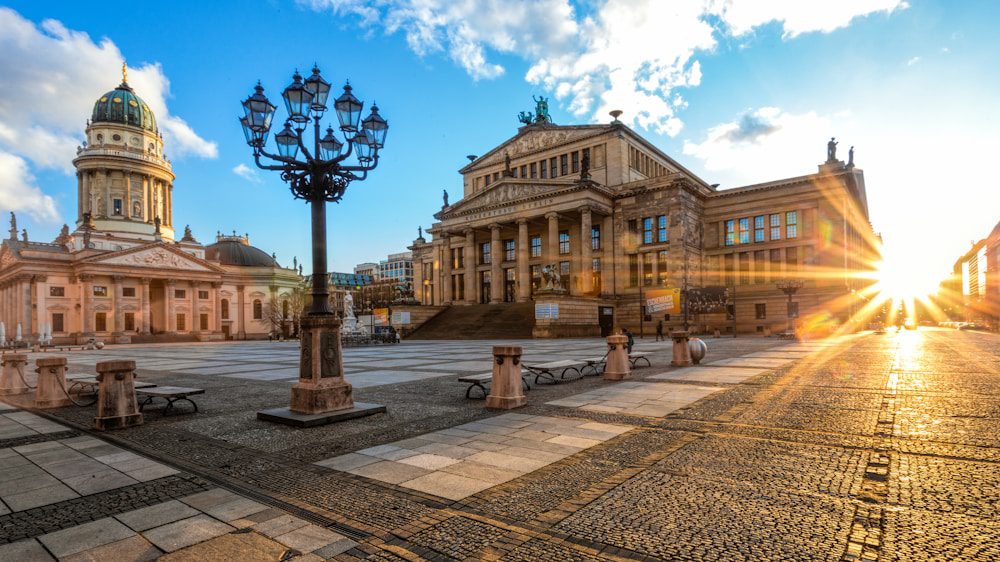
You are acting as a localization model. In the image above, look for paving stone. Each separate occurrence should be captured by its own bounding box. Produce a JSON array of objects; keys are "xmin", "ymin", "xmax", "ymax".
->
[
  {"xmin": 3, "ymin": 482, "xmax": 79, "ymax": 512},
  {"xmin": 201, "ymin": 497, "xmax": 269, "ymax": 522},
  {"xmin": 252, "ymin": 514, "xmax": 312, "ymax": 538},
  {"xmin": 314, "ymin": 453, "xmax": 380, "ymax": 471},
  {"xmin": 61, "ymin": 535, "xmax": 162, "ymax": 562},
  {"xmin": 0, "ymin": 538, "xmax": 55, "ymax": 561},
  {"xmin": 346, "ymin": 460, "xmax": 432, "ymax": 484},
  {"xmin": 63, "ymin": 469, "xmax": 139, "ymax": 495},
  {"xmin": 178, "ymin": 488, "xmax": 240, "ymax": 511},
  {"xmin": 273, "ymin": 524, "xmax": 346, "ymax": 552},
  {"xmin": 115, "ymin": 500, "xmax": 201, "ymax": 532},
  {"xmin": 142, "ymin": 514, "xmax": 235, "ymax": 552},
  {"xmin": 464, "ymin": 450, "xmax": 549, "ymax": 473},
  {"xmin": 156, "ymin": 530, "xmax": 286, "ymax": 562},
  {"xmin": 38, "ymin": 517, "xmax": 135, "ymax": 558},
  {"xmin": 396, "ymin": 453, "xmax": 461, "ymax": 470}
]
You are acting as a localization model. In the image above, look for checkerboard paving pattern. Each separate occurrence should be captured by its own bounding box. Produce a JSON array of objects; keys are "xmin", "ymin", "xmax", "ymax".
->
[
  {"xmin": 648, "ymin": 365, "xmax": 771, "ymax": 384},
  {"xmin": 546, "ymin": 381, "xmax": 723, "ymax": 417},
  {"xmin": 314, "ymin": 413, "xmax": 632, "ymax": 501}
]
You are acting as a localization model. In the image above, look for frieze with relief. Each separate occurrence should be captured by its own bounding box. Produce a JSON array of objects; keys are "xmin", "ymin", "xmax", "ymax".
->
[
  {"xmin": 479, "ymin": 129, "xmax": 595, "ymax": 166},
  {"xmin": 98, "ymin": 248, "xmax": 212, "ymax": 271}
]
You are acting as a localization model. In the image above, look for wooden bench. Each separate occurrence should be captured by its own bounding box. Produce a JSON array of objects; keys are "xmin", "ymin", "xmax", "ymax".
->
[
  {"xmin": 523, "ymin": 360, "xmax": 584, "ymax": 385},
  {"xmin": 458, "ymin": 372, "xmax": 530, "ymax": 399},
  {"xmin": 629, "ymin": 352, "xmax": 652, "ymax": 368},
  {"xmin": 137, "ymin": 386, "xmax": 205, "ymax": 414}
]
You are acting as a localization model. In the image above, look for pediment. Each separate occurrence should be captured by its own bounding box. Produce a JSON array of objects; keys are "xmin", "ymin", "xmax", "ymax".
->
[
  {"xmin": 83, "ymin": 243, "xmax": 223, "ymax": 273},
  {"xmin": 462, "ymin": 125, "xmax": 610, "ymax": 173}
]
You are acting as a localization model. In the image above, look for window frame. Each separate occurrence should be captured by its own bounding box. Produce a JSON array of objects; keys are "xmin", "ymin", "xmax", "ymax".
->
[
  {"xmin": 642, "ymin": 217, "xmax": 653, "ymax": 244},
  {"xmin": 503, "ymin": 239, "xmax": 516, "ymax": 262},
  {"xmin": 724, "ymin": 219, "xmax": 735, "ymax": 246},
  {"xmin": 738, "ymin": 218, "xmax": 750, "ymax": 244},
  {"xmin": 530, "ymin": 236, "xmax": 541, "ymax": 258},
  {"xmin": 591, "ymin": 225, "xmax": 601, "ymax": 251},
  {"xmin": 754, "ymin": 215, "xmax": 765, "ymax": 243},
  {"xmin": 559, "ymin": 231, "xmax": 570, "ymax": 254},
  {"xmin": 786, "ymin": 211, "xmax": 798, "ymax": 239},
  {"xmin": 657, "ymin": 215, "xmax": 668, "ymax": 243}
]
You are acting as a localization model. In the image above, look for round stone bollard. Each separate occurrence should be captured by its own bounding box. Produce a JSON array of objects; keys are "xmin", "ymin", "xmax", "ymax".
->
[
  {"xmin": 34, "ymin": 357, "xmax": 74, "ymax": 408},
  {"xmin": 94, "ymin": 360, "xmax": 143, "ymax": 430},
  {"xmin": 671, "ymin": 331, "xmax": 693, "ymax": 367},
  {"xmin": 688, "ymin": 338, "xmax": 707, "ymax": 365},
  {"xmin": 486, "ymin": 346, "xmax": 527, "ymax": 410},
  {"xmin": 603, "ymin": 334, "xmax": 631, "ymax": 381},
  {"xmin": 0, "ymin": 353, "xmax": 30, "ymax": 396}
]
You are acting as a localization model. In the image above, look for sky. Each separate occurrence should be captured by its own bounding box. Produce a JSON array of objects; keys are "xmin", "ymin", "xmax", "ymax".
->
[{"xmin": 0, "ymin": 1, "xmax": 997, "ymax": 291}]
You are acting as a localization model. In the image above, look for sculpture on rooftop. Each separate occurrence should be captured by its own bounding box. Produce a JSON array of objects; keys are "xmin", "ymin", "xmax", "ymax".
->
[
  {"xmin": 8, "ymin": 212, "xmax": 16, "ymax": 241},
  {"xmin": 442, "ymin": 189, "xmax": 449, "ymax": 207},
  {"xmin": 827, "ymin": 137, "xmax": 838, "ymax": 162}
]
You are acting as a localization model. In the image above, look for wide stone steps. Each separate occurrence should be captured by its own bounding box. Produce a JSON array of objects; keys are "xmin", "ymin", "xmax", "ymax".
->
[{"xmin": 406, "ymin": 303, "xmax": 535, "ymax": 340}]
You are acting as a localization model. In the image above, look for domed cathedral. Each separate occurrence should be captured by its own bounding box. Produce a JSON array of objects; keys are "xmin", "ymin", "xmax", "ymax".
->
[{"xmin": 0, "ymin": 67, "xmax": 303, "ymax": 345}]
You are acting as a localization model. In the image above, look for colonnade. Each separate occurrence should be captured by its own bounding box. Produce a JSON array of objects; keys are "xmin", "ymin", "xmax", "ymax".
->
[{"xmin": 77, "ymin": 169, "xmax": 173, "ymax": 226}]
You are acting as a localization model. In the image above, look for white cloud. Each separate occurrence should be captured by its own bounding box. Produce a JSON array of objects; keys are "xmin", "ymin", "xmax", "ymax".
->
[
  {"xmin": 302, "ymin": 0, "xmax": 906, "ymax": 135},
  {"xmin": 906, "ymin": 56, "xmax": 921, "ymax": 66},
  {"xmin": 0, "ymin": 151, "xmax": 59, "ymax": 222},
  {"xmin": 0, "ymin": 7, "xmax": 217, "ymax": 175},
  {"xmin": 232, "ymin": 163, "xmax": 262, "ymax": 183}
]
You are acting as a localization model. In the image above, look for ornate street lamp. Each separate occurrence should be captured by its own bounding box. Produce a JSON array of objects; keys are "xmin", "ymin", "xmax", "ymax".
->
[
  {"xmin": 775, "ymin": 278, "xmax": 804, "ymax": 335},
  {"xmin": 241, "ymin": 66, "xmax": 388, "ymax": 425}
]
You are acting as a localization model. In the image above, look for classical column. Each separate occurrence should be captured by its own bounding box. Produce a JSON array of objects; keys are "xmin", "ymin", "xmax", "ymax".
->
[
  {"xmin": 545, "ymin": 212, "xmax": 559, "ymax": 266},
  {"xmin": 580, "ymin": 206, "xmax": 593, "ymax": 294},
  {"xmin": 140, "ymin": 278, "xmax": 151, "ymax": 334},
  {"xmin": 33, "ymin": 276, "xmax": 47, "ymax": 339},
  {"xmin": 212, "ymin": 282, "xmax": 222, "ymax": 333},
  {"xmin": 143, "ymin": 176, "xmax": 151, "ymax": 222},
  {"xmin": 602, "ymin": 215, "xmax": 613, "ymax": 295},
  {"xmin": 111, "ymin": 275, "xmax": 124, "ymax": 335},
  {"xmin": 20, "ymin": 277, "xmax": 32, "ymax": 338},
  {"xmin": 490, "ymin": 224, "xmax": 503, "ymax": 303},
  {"xmin": 165, "ymin": 279, "xmax": 176, "ymax": 332},
  {"xmin": 124, "ymin": 171, "xmax": 132, "ymax": 220},
  {"xmin": 237, "ymin": 285, "xmax": 246, "ymax": 339},
  {"xmin": 166, "ymin": 184, "xmax": 173, "ymax": 226},
  {"xmin": 516, "ymin": 218, "xmax": 530, "ymax": 302},
  {"xmin": 102, "ymin": 169, "xmax": 111, "ymax": 218},
  {"xmin": 81, "ymin": 275, "xmax": 94, "ymax": 336},
  {"xmin": 464, "ymin": 229, "xmax": 476, "ymax": 304},
  {"xmin": 76, "ymin": 172, "xmax": 84, "ymax": 221},
  {"xmin": 190, "ymin": 281, "xmax": 199, "ymax": 334},
  {"xmin": 441, "ymin": 240, "xmax": 453, "ymax": 305}
]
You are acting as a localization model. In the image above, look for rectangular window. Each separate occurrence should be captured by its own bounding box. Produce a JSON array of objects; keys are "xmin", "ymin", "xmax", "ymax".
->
[
  {"xmin": 643, "ymin": 217, "xmax": 653, "ymax": 244},
  {"xmin": 484, "ymin": 174, "xmax": 492, "ymax": 186},
  {"xmin": 559, "ymin": 261, "xmax": 570, "ymax": 291},
  {"xmin": 770, "ymin": 213, "xmax": 781, "ymax": 241},
  {"xmin": 571, "ymin": 151, "xmax": 580, "ymax": 173},
  {"xmin": 560, "ymin": 154, "xmax": 568, "ymax": 176},
  {"xmin": 786, "ymin": 246, "xmax": 798, "ymax": 273},
  {"xmin": 481, "ymin": 242, "xmax": 491, "ymax": 264},
  {"xmin": 504, "ymin": 239, "xmax": 515, "ymax": 262},
  {"xmin": 49, "ymin": 286, "xmax": 65, "ymax": 297},
  {"xmin": 755, "ymin": 303, "xmax": 766, "ymax": 320},
  {"xmin": 540, "ymin": 159, "xmax": 548, "ymax": 178},
  {"xmin": 519, "ymin": 165, "xmax": 527, "ymax": 178},
  {"xmin": 725, "ymin": 219, "xmax": 735, "ymax": 246},
  {"xmin": 582, "ymin": 147, "xmax": 590, "ymax": 169},
  {"xmin": 200, "ymin": 313, "xmax": 209, "ymax": 331},
  {"xmin": 592, "ymin": 258, "xmax": 601, "ymax": 272},
  {"xmin": 770, "ymin": 249, "xmax": 782, "ymax": 276},
  {"xmin": 754, "ymin": 215, "xmax": 765, "ymax": 242},
  {"xmin": 198, "ymin": 290, "xmax": 209, "ymax": 300},
  {"xmin": 549, "ymin": 157, "xmax": 558, "ymax": 177},
  {"xmin": 113, "ymin": 199, "xmax": 122, "ymax": 215},
  {"xmin": 454, "ymin": 247, "xmax": 464, "ymax": 269},
  {"xmin": 628, "ymin": 254, "xmax": 639, "ymax": 287},
  {"xmin": 657, "ymin": 250, "xmax": 668, "ymax": 285},
  {"xmin": 529, "ymin": 162, "xmax": 537, "ymax": 178},
  {"xmin": 754, "ymin": 250, "xmax": 766, "ymax": 283},
  {"xmin": 530, "ymin": 236, "xmax": 541, "ymax": 258},
  {"xmin": 724, "ymin": 254, "xmax": 735, "ymax": 286},
  {"xmin": 93, "ymin": 286, "xmax": 108, "ymax": 297},
  {"xmin": 591, "ymin": 225, "xmax": 601, "ymax": 250},
  {"xmin": 122, "ymin": 287, "xmax": 136, "ymax": 297},
  {"xmin": 493, "ymin": 172, "xmax": 499, "ymax": 182},
  {"xmin": 627, "ymin": 219, "xmax": 639, "ymax": 247},
  {"xmin": 739, "ymin": 218, "xmax": 750, "ymax": 244},
  {"xmin": 739, "ymin": 252, "xmax": 750, "ymax": 285},
  {"xmin": 559, "ymin": 231, "xmax": 570, "ymax": 254},
  {"xmin": 643, "ymin": 253, "xmax": 654, "ymax": 286},
  {"xmin": 786, "ymin": 211, "xmax": 798, "ymax": 239},
  {"xmin": 95, "ymin": 312, "xmax": 107, "ymax": 332},
  {"xmin": 124, "ymin": 312, "xmax": 135, "ymax": 331},
  {"xmin": 657, "ymin": 215, "xmax": 668, "ymax": 243},
  {"xmin": 174, "ymin": 289, "xmax": 186, "ymax": 299},
  {"xmin": 176, "ymin": 314, "xmax": 185, "ymax": 331},
  {"xmin": 52, "ymin": 313, "xmax": 64, "ymax": 333}
]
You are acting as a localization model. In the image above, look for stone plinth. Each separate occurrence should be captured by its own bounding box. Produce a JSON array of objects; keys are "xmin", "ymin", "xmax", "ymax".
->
[
  {"xmin": 0, "ymin": 353, "xmax": 30, "ymax": 396},
  {"xmin": 93, "ymin": 360, "xmax": 143, "ymax": 430},
  {"xmin": 671, "ymin": 331, "xmax": 693, "ymax": 367},
  {"xmin": 604, "ymin": 334, "xmax": 631, "ymax": 381},
  {"xmin": 259, "ymin": 313, "xmax": 384, "ymax": 426},
  {"xmin": 34, "ymin": 357, "xmax": 73, "ymax": 408},
  {"xmin": 486, "ymin": 345, "xmax": 527, "ymax": 409}
]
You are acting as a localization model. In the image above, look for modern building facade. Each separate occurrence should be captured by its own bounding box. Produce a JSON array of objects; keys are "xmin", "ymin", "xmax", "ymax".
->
[
  {"xmin": 952, "ymin": 220, "xmax": 1000, "ymax": 329},
  {"xmin": 0, "ymin": 72, "xmax": 302, "ymax": 344},
  {"xmin": 352, "ymin": 262, "xmax": 379, "ymax": 280},
  {"xmin": 379, "ymin": 251, "xmax": 413, "ymax": 288},
  {"xmin": 410, "ymin": 108, "xmax": 880, "ymax": 336}
]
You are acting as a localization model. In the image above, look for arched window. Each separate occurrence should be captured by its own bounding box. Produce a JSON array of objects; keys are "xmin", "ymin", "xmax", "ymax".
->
[
  {"xmin": 282, "ymin": 300, "xmax": 289, "ymax": 319},
  {"xmin": 253, "ymin": 299, "xmax": 262, "ymax": 320},
  {"xmin": 221, "ymin": 299, "xmax": 229, "ymax": 320}
]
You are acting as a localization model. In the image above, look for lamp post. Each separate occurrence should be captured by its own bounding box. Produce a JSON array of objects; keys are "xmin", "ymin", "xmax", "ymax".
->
[
  {"xmin": 775, "ymin": 278, "xmax": 804, "ymax": 335},
  {"xmin": 243, "ymin": 66, "xmax": 389, "ymax": 425}
]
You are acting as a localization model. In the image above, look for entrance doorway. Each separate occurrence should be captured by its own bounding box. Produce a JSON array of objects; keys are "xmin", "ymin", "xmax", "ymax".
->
[
  {"xmin": 480, "ymin": 271, "xmax": 491, "ymax": 304},
  {"xmin": 598, "ymin": 306, "xmax": 614, "ymax": 337},
  {"xmin": 222, "ymin": 324, "xmax": 231, "ymax": 339},
  {"xmin": 504, "ymin": 269, "xmax": 516, "ymax": 303}
]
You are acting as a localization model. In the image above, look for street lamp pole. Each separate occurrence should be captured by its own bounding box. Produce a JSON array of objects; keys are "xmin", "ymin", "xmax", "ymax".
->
[
  {"xmin": 776, "ymin": 278, "xmax": 804, "ymax": 335},
  {"xmin": 241, "ymin": 66, "xmax": 389, "ymax": 422}
]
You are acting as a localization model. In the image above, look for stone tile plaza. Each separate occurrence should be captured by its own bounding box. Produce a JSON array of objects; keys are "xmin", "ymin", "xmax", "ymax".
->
[{"xmin": 2, "ymin": 3, "xmax": 1000, "ymax": 561}]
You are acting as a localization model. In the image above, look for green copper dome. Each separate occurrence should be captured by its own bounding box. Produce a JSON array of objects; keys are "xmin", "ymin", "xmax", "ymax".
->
[{"xmin": 91, "ymin": 82, "xmax": 158, "ymax": 133}]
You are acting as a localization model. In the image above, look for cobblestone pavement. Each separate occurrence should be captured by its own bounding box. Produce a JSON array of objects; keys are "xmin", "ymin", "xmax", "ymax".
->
[{"xmin": 4, "ymin": 328, "xmax": 998, "ymax": 560}]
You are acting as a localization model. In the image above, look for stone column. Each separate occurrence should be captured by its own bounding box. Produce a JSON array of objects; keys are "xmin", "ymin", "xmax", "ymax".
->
[
  {"xmin": 211, "ymin": 282, "xmax": 222, "ymax": 333},
  {"xmin": 441, "ymin": 241, "xmax": 453, "ymax": 305},
  {"xmin": 77, "ymin": 172, "xmax": 84, "ymax": 221},
  {"xmin": 81, "ymin": 275, "xmax": 94, "ymax": 336},
  {"xmin": 190, "ymin": 281, "xmax": 199, "ymax": 335},
  {"xmin": 124, "ymin": 171, "xmax": 132, "ymax": 219},
  {"xmin": 111, "ymin": 275, "xmax": 124, "ymax": 335},
  {"xmin": 464, "ymin": 229, "xmax": 476, "ymax": 304},
  {"xmin": 489, "ymin": 224, "xmax": 503, "ymax": 303},
  {"xmin": 486, "ymin": 345, "xmax": 527, "ymax": 409},
  {"xmin": 516, "ymin": 218, "xmax": 530, "ymax": 302},
  {"xmin": 580, "ymin": 206, "xmax": 593, "ymax": 294},
  {"xmin": 143, "ymin": 175, "xmax": 151, "ymax": 222},
  {"xmin": 237, "ymin": 285, "xmax": 246, "ymax": 339},
  {"xmin": 602, "ymin": 215, "xmax": 613, "ymax": 296},
  {"xmin": 94, "ymin": 360, "xmax": 143, "ymax": 430},
  {"xmin": 165, "ymin": 279, "xmax": 175, "ymax": 332},
  {"xmin": 102, "ymin": 169, "xmax": 111, "ymax": 218},
  {"xmin": 140, "ymin": 278, "xmax": 151, "ymax": 334},
  {"xmin": 546, "ymin": 212, "xmax": 559, "ymax": 266},
  {"xmin": 166, "ymin": 184, "xmax": 173, "ymax": 226},
  {"xmin": 22, "ymin": 277, "xmax": 32, "ymax": 337},
  {"xmin": 33, "ymin": 275, "xmax": 47, "ymax": 341}
]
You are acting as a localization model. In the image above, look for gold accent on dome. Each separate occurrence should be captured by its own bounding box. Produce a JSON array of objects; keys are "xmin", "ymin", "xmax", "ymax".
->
[
  {"xmin": 100, "ymin": 96, "xmax": 108, "ymax": 102},
  {"xmin": 113, "ymin": 97, "xmax": 122, "ymax": 103},
  {"xmin": 128, "ymin": 99, "xmax": 138, "ymax": 107}
]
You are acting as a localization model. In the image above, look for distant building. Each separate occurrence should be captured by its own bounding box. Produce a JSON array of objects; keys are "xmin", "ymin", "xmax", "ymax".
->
[
  {"xmin": 353, "ymin": 262, "xmax": 379, "ymax": 280},
  {"xmin": 325, "ymin": 272, "xmax": 372, "ymax": 317},
  {"xmin": 379, "ymin": 251, "xmax": 413, "ymax": 289},
  {"xmin": 952, "ymin": 220, "xmax": 1000, "ymax": 329}
]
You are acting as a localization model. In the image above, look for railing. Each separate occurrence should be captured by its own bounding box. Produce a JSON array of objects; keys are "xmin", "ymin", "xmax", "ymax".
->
[{"xmin": 77, "ymin": 148, "xmax": 172, "ymax": 168}]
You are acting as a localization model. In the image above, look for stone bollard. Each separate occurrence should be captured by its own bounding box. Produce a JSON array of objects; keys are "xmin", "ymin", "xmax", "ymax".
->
[
  {"xmin": 94, "ymin": 360, "xmax": 143, "ymax": 430},
  {"xmin": 486, "ymin": 346, "xmax": 527, "ymax": 410},
  {"xmin": 603, "ymin": 334, "xmax": 631, "ymax": 381},
  {"xmin": 34, "ymin": 357, "xmax": 73, "ymax": 408},
  {"xmin": 671, "ymin": 331, "xmax": 693, "ymax": 367},
  {"xmin": 0, "ymin": 353, "xmax": 31, "ymax": 396}
]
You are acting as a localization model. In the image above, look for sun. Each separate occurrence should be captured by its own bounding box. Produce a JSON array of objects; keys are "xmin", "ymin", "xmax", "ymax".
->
[{"xmin": 874, "ymin": 256, "xmax": 938, "ymax": 302}]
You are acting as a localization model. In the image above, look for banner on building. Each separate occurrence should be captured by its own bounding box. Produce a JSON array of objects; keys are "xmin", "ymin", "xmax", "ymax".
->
[
  {"xmin": 391, "ymin": 311, "xmax": 411, "ymax": 325},
  {"xmin": 646, "ymin": 288, "xmax": 681, "ymax": 313},
  {"xmin": 687, "ymin": 286, "xmax": 731, "ymax": 314},
  {"xmin": 373, "ymin": 308, "xmax": 389, "ymax": 325},
  {"xmin": 535, "ymin": 303, "xmax": 559, "ymax": 319}
]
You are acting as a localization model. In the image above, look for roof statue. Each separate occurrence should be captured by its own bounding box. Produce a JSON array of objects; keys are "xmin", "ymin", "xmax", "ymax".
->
[
  {"xmin": 848, "ymin": 146, "xmax": 855, "ymax": 168},
  {"xmin": 8, "ymin": 212, "xmax": 16, "ymax": 241},
  {"xmin": 503, "ymin": 151, "xmax": 514, "ymax": 177},
  {"xmin": 54, "ymin": 224, "xmax": 71, "ymax": 246},
  {"xmin": 181, "ymin": 225, "xmax": 196, "ymax": 242},
  {"xmin": 122, "ymin": 61, "xmax": 128, "ymax": 84},
  {"xmin": 154, "ymin": 216, "xmax": 162, "ymax": 234},
  {"xmin": 517, "ymin": 95, "xmax": 554, "ymax": 125},
  {"xmin": 442, "ymin": 189, "xmax": 449, "ymax": 208},
  {"xmin": 580, "ymin": 149, "xmax": 591, "ymax": 181},
  {"xmin": 827, "ymin": 137, "xmax": 838, "ymax": 162},
  {"xmin": 418, "ymin": 226, "xmax": 423, "ymax": 239},
  {"xmin": 21, "ymin": 229, "xmax": 27, "ymax": 243}
]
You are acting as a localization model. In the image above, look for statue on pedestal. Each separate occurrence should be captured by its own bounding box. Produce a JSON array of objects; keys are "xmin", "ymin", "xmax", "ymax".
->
[
  {"xmin": 8, "ymin": 212, "xmax": 16, "ymax": 241},
  {"xmin": 342, "ymin": 292, "xmax": 359, "ymax": 333},
  {"xmin": 537, "ymin": 264, "xmax": 566, "ymax": 294},
  {"xmin": 580, "ymin": 150, "xmax": 591, "ymax": 180},
  {"xmin": 442, "ymin": 189, "xmax": 449, "ymax": 208},
  {"xmin": 827, "ymin": 137, "xmax": 838, "ymax": 162}
]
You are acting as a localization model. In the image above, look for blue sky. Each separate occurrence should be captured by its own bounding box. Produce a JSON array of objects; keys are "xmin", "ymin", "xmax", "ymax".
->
[{"xmin": 0, "ymin": 1, "xmax": 997, "ymax": 289}]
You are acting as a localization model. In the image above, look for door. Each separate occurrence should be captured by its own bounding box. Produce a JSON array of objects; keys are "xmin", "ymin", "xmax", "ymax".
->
[
  {"xmin": 598, "ymin": 306, "xmax": 614, "ymax": 337},
  {"xmin": 480, "ymin": 271, "xmax": 491, "ymax": 304},
  {"xmin": 504, "ymin": 269, "xmax": 516, "ymax": 303},
  {"xmin": 221, "ymin": 325, "xmax": 231, "ymax": 339}
]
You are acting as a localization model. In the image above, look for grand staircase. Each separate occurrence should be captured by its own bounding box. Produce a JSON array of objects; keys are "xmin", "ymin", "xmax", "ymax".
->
[{"xmin": 407, "ymin": 303, "xmax": 535, "ymax": 340}]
